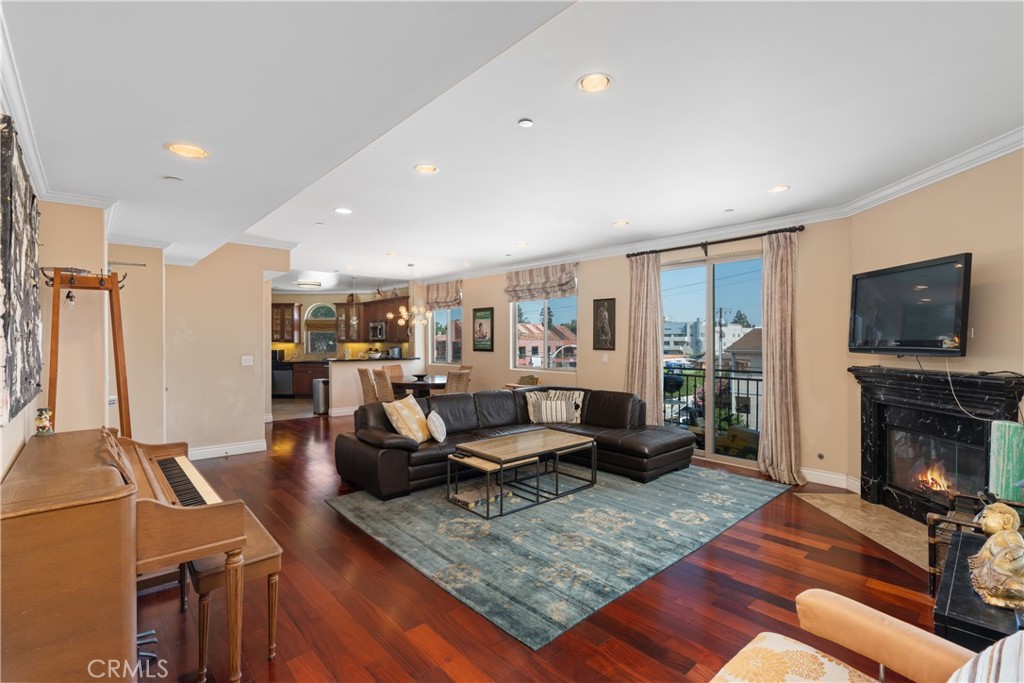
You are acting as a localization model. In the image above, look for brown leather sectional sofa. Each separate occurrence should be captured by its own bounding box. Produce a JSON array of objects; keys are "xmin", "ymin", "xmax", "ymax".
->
[{"xmin": 335, "ymin": 386, "xmax": 697, "ymax": 500}]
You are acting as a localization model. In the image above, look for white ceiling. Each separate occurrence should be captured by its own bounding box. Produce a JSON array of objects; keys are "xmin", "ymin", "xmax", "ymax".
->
[{"xmin": 4, "ymin": 2, "xmax": 1022, "ymax": 291}]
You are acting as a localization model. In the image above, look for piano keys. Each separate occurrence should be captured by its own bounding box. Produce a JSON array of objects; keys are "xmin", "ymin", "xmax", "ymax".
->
[{"xmin": 1, "ymin": 428, "xmax": 246, "ymax": 682}]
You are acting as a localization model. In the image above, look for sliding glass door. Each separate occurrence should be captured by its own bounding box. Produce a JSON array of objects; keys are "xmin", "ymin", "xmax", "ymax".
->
[{"xmin": 661, "ymin": 257, "xmax": 763, "ymax": 463}]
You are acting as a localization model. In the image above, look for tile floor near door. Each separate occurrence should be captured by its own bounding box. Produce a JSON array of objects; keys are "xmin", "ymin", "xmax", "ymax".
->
[{"xmin": 271, "ymin": 397, "xmax": 314, "ymax": 421}]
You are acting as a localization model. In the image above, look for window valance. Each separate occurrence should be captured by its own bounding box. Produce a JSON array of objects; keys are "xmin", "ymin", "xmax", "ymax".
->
[
  {"xmin": 504, "ymin": 263, "xmax": 578, "ymax": 302},
  {"xmin": 425, "ymin": 280, "xmax": 462, "ymax": 310}
]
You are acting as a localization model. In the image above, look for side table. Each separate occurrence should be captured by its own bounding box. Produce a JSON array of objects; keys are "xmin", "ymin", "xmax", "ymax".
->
[{"xmin": 933, "ymin": 531, "xmax": 1019, "ymax": 651}]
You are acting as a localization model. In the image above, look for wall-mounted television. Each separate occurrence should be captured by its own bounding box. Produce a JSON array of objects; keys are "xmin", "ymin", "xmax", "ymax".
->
[{"xmin": 849, "ymin": 253, "xmax": 972, "ymax": 356}]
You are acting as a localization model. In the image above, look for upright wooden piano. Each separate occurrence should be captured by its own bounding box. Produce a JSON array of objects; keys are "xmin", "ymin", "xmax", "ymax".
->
[{"xmin": 1, "ymin": 429, "xmax": 246, "ymax": 682}]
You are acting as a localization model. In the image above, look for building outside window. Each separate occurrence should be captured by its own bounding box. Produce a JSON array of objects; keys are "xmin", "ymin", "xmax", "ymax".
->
[
  {"xmin": 513, "ymin": 296, "xmax": 577, "ymax": 369},
  {"xmin": 305, "ymin": 303, "xmax": 337, "ymax": 355},
  {"xmin": 431, "ymin": 308, "xmax": 462, "ymax": 364}
]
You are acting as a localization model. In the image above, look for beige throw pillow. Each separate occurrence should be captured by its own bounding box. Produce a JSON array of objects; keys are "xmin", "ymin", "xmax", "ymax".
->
[
  {"xmin": 382, "ymin": 394, "xmax": 430, "ymax": 443},
  {"xmin": 426, "ymin": 411, "xmax": 447, "ymax": 442}
]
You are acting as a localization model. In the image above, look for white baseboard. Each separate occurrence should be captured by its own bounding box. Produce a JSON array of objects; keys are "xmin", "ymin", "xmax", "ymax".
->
[
  {"xmin": 264, "ymin": 413, "xmax": 273, "ymax": 423},
  {"xmin": 801, "ymin": 467, "xmax": 859, "ymax": 493},
  {"xmin": 190, "ymin": 439, "xmax": 267, "ymax": 461},
  {"xmin": 330, "ymin": 405, "xmax": 358, "ymax": 417}
]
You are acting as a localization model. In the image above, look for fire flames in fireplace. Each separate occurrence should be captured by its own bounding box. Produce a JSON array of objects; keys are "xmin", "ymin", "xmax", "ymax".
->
[{"xmin": 911, "ymin": 461, "xmax": 954, "ymax": 496}]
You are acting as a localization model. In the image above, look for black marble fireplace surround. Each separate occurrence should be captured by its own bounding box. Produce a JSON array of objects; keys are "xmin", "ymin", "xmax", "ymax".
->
[{"xmin": 849, "ymin": 366, "xmax": 1024, "ymax": 523}]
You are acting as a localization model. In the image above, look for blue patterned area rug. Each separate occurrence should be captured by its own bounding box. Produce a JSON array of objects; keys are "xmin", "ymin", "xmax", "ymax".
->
[{"xmin": 326, "ymin": 465, "xmax": 787, "ymax": 649}]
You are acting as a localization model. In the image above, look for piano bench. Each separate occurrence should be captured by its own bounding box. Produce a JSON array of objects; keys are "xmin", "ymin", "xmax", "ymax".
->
[{"xmin": 187, "ymin": 508, "xmax": 282, "ymax": 683}]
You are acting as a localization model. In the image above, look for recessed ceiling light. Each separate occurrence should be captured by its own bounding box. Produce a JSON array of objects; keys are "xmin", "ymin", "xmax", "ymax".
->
[
  {"xmin": 612, "ymin": 220, "xmax": 629, "ymax": 228},
  {"xmin": 920, "ymin": 298, "xmax": 932, "ymax": 302},
  {"xmin": 463, "ymin": 261, "xmax": 472, "ymax": 267},
  {"xmin": 334, "ymin": 207, "xmax": 353, "ymax": 215},
  {"xmin": 314, "ymin": 222, "xmax": 325, "ymax": 227},
  {"xmin": 162, "ymin": 175, "xmax": 184, "ymax": 183},
  {"xmin": 577, "ymin": 73, "xmax": 612, "ymax": 93},
  {"xmin": 517, "ymin": 118, "xmax": 534, "ymax": 128},
  {"xmin": 914, "ymin": 285, "xmax": 928, "ymax": 290},
  {"xmin": 385, "ymin": 252, "xmax": 397, "ymax": 257},
  {"xmin": 163, "ymin": 142, "xmax": 211, "ymax": 159},
  {"xmin": 516, "ymin": 241, "xmax": 528, "ymax": 247},
  {"xmin": 413, "ymin": 164, "xmax": 439, "ymax": 174},
  {"xmin": 724, "ymin": 208, "xmax": 735, "ymax": 213},
  {"xmin": 296, "ymin": 280, "xmax": 321, "ymax": 289},
  {"xmin": 345, "ymin": 264, "xmax": 354, "ymax": 270},
  {"xmin": 768, "ymin": 185, "xmax": 791, "ymax": 193}
]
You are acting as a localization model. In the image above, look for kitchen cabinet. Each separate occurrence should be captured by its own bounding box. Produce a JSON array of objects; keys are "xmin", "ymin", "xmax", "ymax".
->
[
  {"xmin": 385, "ymin": 297, "xmax": 410, "ymax": 342},
  {"xmin": 271, "ymin": 303, "xmax": 301, "ymax": 343},
  {"xmin": 292, "ymin": 363, "xmax": 328, "ymax": 397},
  {"xmin": 335, "ymin": 302, "xmax": 361, "ymax": 342}
]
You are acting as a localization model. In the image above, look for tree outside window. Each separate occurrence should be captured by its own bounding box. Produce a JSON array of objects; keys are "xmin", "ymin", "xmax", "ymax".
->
[
  {"xmin": 305, "ymin": 303, "xmax": 337, "ymax": 354},
  {"xmin": 431, "ymin": 308, "xmax": 462, "ymax": 364},
  {"xmin": 513, "ymin": 296, "xmax": 577, "ymax": 370}
]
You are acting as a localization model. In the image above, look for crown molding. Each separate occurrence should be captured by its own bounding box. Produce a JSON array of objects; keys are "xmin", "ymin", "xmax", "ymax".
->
[
  {"xmin": 106, "ymin": 231, "xmax": 171, "ymax": 250},
  {"xmin": 1, "ymin": 11, "xmax": 48, "ymax": 196},
  {"xmin": 839, "ymin": 127, "xmax": 1023, "ymax": 216},
  {"xmin": 424, "ymin": 128, "xmax": 1023, "ymax": 285},
  {"xmin": 230, "ymin": 233, "xmax": 300, "ymax": 252}
]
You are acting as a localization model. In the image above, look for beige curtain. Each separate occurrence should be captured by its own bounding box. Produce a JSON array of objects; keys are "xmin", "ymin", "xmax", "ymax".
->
[
  {"xmin": 425, "ymin": 280, "xmax": 462, "ymax": 310},
  {"xmin": 625, "ymin": 253, "xmax": 663, "ymax": 426},
  {"xmin": 505, "ymin": 262, "xmax": 577, "ymax": 302},
  {"xmin": 758, "ymin": 232, "xmax": 806, "ymax": 485}
]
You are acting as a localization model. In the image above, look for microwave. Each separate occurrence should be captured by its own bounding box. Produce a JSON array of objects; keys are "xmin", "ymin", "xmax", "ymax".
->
[{"xmin": 369, "ymin": 321, "xmax": 386, "ymax": 341}]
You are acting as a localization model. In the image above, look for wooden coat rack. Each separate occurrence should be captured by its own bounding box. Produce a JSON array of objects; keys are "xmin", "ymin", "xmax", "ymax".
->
[{"xmin": 45, "ymin": 267, "xmax": 131, "ymax": 437}]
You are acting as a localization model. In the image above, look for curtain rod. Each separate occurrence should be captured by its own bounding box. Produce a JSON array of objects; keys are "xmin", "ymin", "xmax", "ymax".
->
[{"xmin": 626, "ymin": 225, "xmax": 805, "ymax": 258}]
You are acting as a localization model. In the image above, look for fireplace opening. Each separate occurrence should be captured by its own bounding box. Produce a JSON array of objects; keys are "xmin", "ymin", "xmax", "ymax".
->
[{"xmin": 887, "ymin": 428, "xmax": 987, "ymax": 508}]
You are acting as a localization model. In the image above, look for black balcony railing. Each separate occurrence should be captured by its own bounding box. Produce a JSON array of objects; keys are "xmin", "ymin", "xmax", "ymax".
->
[{"xmin": 662, "ymin": 367, "xmax": 763, "ymax": 460}]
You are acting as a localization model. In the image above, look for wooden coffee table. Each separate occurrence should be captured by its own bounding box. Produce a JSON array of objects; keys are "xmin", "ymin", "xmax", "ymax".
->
[{"xmin": 446, "ymin": 428, "xmax": 596, "ymax": 518}]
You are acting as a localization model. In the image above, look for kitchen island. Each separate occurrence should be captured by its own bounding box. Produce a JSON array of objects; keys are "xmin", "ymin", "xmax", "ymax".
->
[{"xmin": 328, "ymin": 357, "xmax": 425, "ymax": 415}]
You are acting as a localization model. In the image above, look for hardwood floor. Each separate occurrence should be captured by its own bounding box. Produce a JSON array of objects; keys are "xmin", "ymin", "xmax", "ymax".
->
[{"xmin": 140, "ymin": 416, "xmax": 932, "ymax": 682}]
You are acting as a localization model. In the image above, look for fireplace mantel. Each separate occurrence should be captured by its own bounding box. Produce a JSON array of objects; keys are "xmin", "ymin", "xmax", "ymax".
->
[{"xmin": 849, "ymin": 366, "xmax": 1024, "ymax": 522}]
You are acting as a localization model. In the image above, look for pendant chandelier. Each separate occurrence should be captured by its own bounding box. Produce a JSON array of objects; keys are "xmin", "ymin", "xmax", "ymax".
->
[{"xmin": 388, "ymin": 264, "xmax": 431, "ymax": 329}]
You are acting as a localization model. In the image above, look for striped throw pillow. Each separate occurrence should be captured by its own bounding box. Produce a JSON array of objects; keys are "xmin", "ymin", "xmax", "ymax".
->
[
  {"xmin": 535, "ymin": 400, "xmax": 574, "ymax": 424},
  {"xmin": 948, "ymin": 631, "xmax": 1023, "ymax": 682},
  {"xmin": 382, "ymin": 394, "xmax": 431, "ymax": 443},
  {"xmin": 525, "ymin": 391, "xmax": 549, "ymax": 423},
  {"xmin": 546, "ymin": 390, "xmax": 584, "ymax": 424}
]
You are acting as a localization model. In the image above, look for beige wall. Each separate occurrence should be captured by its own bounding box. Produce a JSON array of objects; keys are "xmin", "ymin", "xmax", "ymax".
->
[
  {"xmin": 424, "ymin": 151, "xmax": 1022, "ymax": 484},
  {"xmin": 106, "ymin": 245, "xmax": 165, "ymax": 442},
  {"xmin": 38, "ymin": 201, "xmax": 107, "ymax": 431},
  {"xmin": 839, "ymin": 150, "xmax": 1024, "ymax": 478},
  {"xmin": 166, "ymin": 243, "xmax": 289, "ymax": 455},
  {"xmin": 1, "ymin": 400, "xmax": 36, "ymax": 476}
]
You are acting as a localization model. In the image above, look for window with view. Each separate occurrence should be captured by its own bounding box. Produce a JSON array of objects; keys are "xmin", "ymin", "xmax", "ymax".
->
[
  {"xmin": 513, "ymin": 297, "xmax": 577, "ymax": 370},
  {"xmin": 431, "ymin": 308, "xmax": 462, "ymax": 364},
  {"xmin": 305, "ymin": 303, "xmax": 337, "ymax": 355}
]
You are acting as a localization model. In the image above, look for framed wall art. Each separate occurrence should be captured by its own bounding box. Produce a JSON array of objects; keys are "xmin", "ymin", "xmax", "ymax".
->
[
  {"xmin": 0, "ymin": 115, "xmax": 42, "ymax": 425},
  {"xmin": 593, "ymin": 298, "xmax": 615, "ymax": 351},
  {"xmin": 472, "ymin": 307, "xmax": 494, "ymax": 352}
]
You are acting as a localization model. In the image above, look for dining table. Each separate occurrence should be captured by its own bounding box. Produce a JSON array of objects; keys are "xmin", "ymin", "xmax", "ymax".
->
[{"xmin": 392, "ymin": 374, "xmax": 448, "ymax": 398}]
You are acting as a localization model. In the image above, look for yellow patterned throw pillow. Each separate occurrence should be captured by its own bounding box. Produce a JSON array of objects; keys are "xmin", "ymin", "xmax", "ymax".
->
[{"xmin": 382, "ymin": 395, "xmax": 430, "ymax": 443}]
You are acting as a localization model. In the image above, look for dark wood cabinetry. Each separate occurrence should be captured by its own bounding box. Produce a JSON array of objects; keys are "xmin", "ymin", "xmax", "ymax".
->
[
  {"xmin": 292, "ymin": 363, "xmax": 328, "ymax": 397},
  {"xmin": 271, "ymin": 303, "xmax": 301, "ymax": 343},
  {"xmin": 335, "ymin": 302, "xmax": 360, "ymax": 342}
]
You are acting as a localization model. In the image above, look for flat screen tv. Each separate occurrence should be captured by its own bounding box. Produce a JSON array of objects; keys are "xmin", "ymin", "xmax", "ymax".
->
[{"xmin": 849, "ymin": 253, "xmax": 972, "ymax": 356}]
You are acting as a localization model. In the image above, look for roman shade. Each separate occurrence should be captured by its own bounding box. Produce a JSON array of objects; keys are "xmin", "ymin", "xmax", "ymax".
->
[
  {"xmin": 425, "ymin": 280, "xmax": 462, "ymax": 310},
  {"xmin": 504, "ymin": 263, "xmax": 577, "ymax": 302}
]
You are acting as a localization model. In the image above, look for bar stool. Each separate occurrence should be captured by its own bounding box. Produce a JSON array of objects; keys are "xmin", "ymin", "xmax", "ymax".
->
[{"xmin": 186, "ymin": 508, "xmax": 282, "ymax": 683}]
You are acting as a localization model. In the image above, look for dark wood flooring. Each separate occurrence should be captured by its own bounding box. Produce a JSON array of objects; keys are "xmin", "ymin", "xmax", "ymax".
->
[{"xmin": 139, "ymin": 416, "xmax": 932, "ymax": 682}]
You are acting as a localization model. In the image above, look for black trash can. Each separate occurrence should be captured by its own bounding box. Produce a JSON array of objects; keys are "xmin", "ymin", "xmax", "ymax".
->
[{"xmin": 312, "ymin": 378, "xmax": 330, "ymax": 415}]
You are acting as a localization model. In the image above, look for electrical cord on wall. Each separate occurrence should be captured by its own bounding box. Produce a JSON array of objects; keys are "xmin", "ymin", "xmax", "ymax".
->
[{"xmin": 945, "ymin": 358, "xmax": 993, "ymax": 422}]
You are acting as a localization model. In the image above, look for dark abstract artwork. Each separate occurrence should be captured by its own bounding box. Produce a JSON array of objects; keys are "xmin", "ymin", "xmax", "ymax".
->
[{"xmin": 1, "ymin": 115, "xmax": 42, "ymax": 425}]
